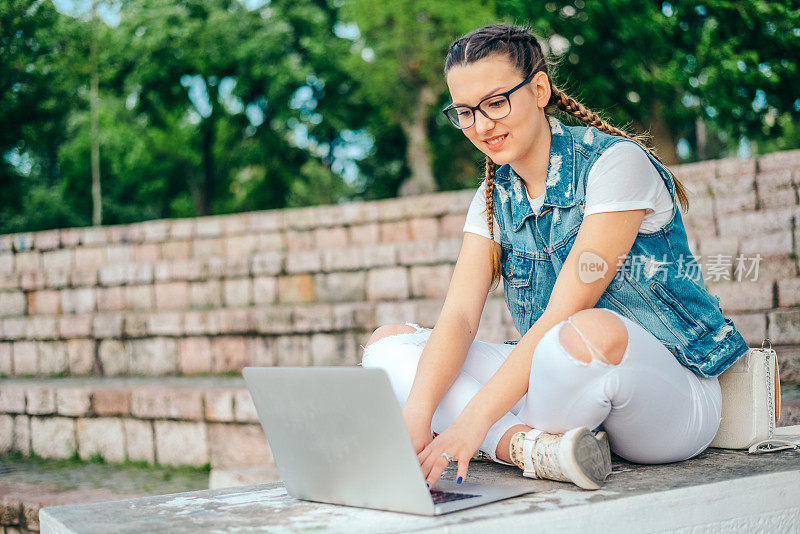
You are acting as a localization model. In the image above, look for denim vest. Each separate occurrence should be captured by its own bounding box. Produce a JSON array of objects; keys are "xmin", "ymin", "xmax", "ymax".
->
[{"xmin": 493, "ymin": 116, "xmax": 749, "ymax": 378}]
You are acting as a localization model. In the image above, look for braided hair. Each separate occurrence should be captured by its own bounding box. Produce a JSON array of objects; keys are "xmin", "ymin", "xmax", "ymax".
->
[{"xmin": 445, "ymin": 24, "xmax": 690, "ymax": 286}]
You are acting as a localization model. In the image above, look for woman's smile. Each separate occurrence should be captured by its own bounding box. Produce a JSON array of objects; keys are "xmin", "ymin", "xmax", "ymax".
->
[{"xmin": 483, "ymin": 133, "xmax": 508, "ymax": 151}]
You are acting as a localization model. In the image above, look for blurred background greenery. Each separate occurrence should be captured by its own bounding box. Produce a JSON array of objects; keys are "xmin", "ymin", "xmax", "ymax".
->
[{"xmin": 1, "ymin": 0, "xmax": 798, "ymax": 233}]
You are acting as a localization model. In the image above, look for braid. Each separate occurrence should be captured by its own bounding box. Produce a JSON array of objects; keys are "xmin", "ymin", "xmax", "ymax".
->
[
  {"xmin": 550, "ymin": 86, "xmax": 690, "ymax": 211},
  {"xmin": 484, "ymin": 156, "xmax": 501, "ymax": 287}
]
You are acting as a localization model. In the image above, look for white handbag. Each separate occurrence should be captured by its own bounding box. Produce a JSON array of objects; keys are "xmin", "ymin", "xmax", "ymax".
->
[{"xmin": 709, "ymin": 340, "xmax": 796, "ymax": 453}]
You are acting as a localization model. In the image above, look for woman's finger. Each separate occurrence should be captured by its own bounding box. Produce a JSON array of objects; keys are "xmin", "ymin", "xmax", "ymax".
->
[
  {"xmin": 455, "ymin": 456, "xmax": 470, "ymax": 485},
  {"xmin": 426, "ymin": 454, "xmax": 450, "ymax": 488}
]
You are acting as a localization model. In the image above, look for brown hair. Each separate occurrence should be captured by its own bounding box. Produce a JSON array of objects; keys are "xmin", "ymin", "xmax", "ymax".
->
[{"xmin": 445, "ymin": 23, "xmax": 690, "ymax": 285}]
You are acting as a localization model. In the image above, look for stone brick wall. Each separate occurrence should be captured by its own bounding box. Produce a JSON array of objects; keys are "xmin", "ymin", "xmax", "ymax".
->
[{"xmin": 1, "ymin": 148, "xmax": 799, "ymax": 467}]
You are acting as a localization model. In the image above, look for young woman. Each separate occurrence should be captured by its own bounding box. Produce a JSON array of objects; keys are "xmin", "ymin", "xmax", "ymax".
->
[{"xmin": 360, "ymin": 24, "xmax": 749, "ymax": 490}]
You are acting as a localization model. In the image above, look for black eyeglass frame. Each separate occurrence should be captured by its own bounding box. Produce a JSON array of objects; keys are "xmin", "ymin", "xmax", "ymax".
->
[{"xmin": 442, "ymin": 72, "xmax": 536, "ymax": 129}]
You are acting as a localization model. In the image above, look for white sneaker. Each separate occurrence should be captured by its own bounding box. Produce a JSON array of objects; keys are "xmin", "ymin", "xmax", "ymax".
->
[{"xmin": 521, "ymin": 427, "xmax": 611, "ymax": 490}]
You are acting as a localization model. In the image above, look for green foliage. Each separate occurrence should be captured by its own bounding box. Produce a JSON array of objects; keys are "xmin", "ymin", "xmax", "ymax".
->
[{"xmin": 1, "ymin": 0, "xmax": 797, "ymax": 234}]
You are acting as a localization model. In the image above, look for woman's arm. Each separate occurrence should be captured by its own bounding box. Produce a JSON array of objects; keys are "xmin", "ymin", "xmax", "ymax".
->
[
  {"xmin": 402, "ymin": 232, "xmax": 496, "ymax": 424},
  {"xmin": 416, "ymin": 208, "xmax": 647, "ymax": 486},
  {"xmin": 458, "ymin": 208, "xmax": 647, "ymax": 434}
]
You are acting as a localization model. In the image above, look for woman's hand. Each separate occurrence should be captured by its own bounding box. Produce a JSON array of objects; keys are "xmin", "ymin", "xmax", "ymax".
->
[
  {"xmin": 417, "ymin": 414, "xmax": 489, "ymax": 488},
  {"xmin": 401, "ymin": 404, "xmax": 434, "ymax": 455}
]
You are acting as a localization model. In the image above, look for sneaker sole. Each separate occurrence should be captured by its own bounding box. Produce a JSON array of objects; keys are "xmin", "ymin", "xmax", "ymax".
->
[
  {"xmin": 559, "ymin": 427, "xmax": 611, "ymax": 490},
  {"xmin": 594, "ymin": 430, "xmax": 612, "ymax": 476}
]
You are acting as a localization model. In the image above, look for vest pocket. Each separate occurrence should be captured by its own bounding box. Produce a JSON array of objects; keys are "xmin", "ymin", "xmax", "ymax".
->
[
  {"xmin": 501, "ymin": 248, "xmax": 534, "ymax": 288},
  {"xmin": 648, "ymin": 279, "xmax": 707, "ymax": 339}
]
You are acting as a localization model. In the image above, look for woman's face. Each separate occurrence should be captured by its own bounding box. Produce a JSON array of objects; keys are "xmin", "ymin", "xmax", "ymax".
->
[{"xmin": 445, "ymin": 55, "xmax": 550, "ymax": 169}]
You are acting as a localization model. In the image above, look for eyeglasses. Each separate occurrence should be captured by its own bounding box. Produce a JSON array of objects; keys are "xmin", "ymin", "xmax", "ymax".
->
[{"xmin": 442, "ymin": 73, "xmax": 535, "ymax": 129}]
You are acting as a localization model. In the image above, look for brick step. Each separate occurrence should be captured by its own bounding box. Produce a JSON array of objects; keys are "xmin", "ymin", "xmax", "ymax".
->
[
  {"xmin": 0, "ymin": 297, "xmax": 519, "ymax": 378},
  {"xmin": 1, "ymin": 378, "xmax": 799, "ymax": 473},
  {"xmin": 0, "ymin": 377, "xmax": 271, "ymax": 470},
  {"xmin": 0, "ymin": 456, "xmax": 208, "ymax": 532}
]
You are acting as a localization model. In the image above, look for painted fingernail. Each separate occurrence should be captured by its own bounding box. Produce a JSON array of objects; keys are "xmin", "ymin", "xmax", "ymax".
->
[
  {"xmin": 457, "ymin": 476, "xmax": 463, "ymax": 484},
  {"xmin": 426, "ymin": 482, "xmax": 429, "ymax": 488}
]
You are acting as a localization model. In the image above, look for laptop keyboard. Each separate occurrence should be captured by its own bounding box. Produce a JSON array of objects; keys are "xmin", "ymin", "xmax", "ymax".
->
[{"xmin": 429, "ymin": 489, "xmax": 480, "ymax": 504}]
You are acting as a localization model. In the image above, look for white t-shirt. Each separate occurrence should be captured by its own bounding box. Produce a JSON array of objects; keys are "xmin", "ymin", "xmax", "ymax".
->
[{"xmin": 463, "ymin": 141, "xmax": 674, "ymax": 242}]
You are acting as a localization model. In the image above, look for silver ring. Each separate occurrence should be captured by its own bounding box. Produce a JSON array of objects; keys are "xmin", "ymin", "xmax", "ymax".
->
[{"xmin": 441, "ymin": 452, "xmax": 455, "ymax": 462}]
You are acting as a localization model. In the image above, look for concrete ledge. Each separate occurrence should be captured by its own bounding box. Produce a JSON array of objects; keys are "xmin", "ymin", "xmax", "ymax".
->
[{"xmin": 40, "ymin": 428, "xmax": 800, "ymax": 533}]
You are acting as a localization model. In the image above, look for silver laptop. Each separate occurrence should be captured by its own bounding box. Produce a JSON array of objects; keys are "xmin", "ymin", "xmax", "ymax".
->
[{"xmin": 242, "ymin": 366, "xmax": 534, "ymax": 515}]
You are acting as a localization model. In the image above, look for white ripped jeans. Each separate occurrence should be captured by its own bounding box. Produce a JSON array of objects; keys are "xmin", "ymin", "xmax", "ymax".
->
[{"xmin": 360, "ymin": 309, "xmax": 722, "ymax": 465}]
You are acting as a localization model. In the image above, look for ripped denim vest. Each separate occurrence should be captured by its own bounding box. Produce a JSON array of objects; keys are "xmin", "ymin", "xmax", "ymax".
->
[{"xmin": 493, "ymin": 116, "xmax": 749, "ymax": 378}]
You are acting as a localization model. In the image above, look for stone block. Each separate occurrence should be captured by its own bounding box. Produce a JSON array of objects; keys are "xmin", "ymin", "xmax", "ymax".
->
[
  {"xmin": 3, "ymin": 317, "xmax": 25, "ymax": 340},
  {"xmin": 38, "ymin": 341, "xmax": 68, "ymax": 374},
  {"xmin": 321, "ymin": 248, "xmax": 360, "ymax": 271},
  {"xmin": 97, "ymin": 287, "xmax": 126, "ymax": 312},
  {"xmin": 12, "ymin": 342, "xmax": 37, "ymax": 375},
  {"xmin": 380, "ymin": 220, "xmax": 411, "ymax": 242},
  {"xmin": 360, "ymin": 244, "xmax": 397, "ymax": 268},
  {"xmin": 178, "ymin": 337, "xmax": 212, "ymax": 374},
  {"xmin": 82, "ymin": 226, "xmax": 108, "ymax": 246},
  {"xmin": 277, "ymin": 274, "xmax": 315, "ymax": 303},
  {"xmin": 70, "ymin": 267, "xmax": 98, "ymax": 286},
  {"xmin": 211, "ymin": 336, "xmax": 248, "ymax": 373},
  {"xmin": 98, "ymin": 339, "xmax": 128, "ymax": 376},
  {"xmin": 154, "ymin": 421, "xmax": 208, "ymax": 466},
  {"xmin": 414, "ymin": 299, "xmax": 442, "ymax": 327},
  {"xmin": 728, "ymin": 313, "xmax": 767, "ymax": 346},
  {"xmin": 170, "ymin": 218, "xmax": 196, "ymax": 239},
  {"xmin": 27, "ymin": 387, "xmax": 55, "ymax": 414},
  {"xmin": 285, "ymin": 230, "xmax": 315, "ymax": 251},
  {"xmin": 0, "ymin": 292, "xmax": 26, "ymax": 316},
  {"xmin": 717, "ymin": 207, "xmax": 794, "ymax": 238},
  {"xmin": 0, "ymin": 414, "xmax": 12, "ymax": 453},
  {"xmin": 25, "ymin": 316, "xmax": 56, "ymax": 340},
  {"xmin": 757, "ymin": 149, "xmax": 800, "ymax": 172},
  {"xmin": 193, "ymin": 238, "xmax": 226, "ymax": 259},
  {"xmin": 252, "ymin": 307, "xmax": 293, "ymax": 335},
  {"xmin": 759, "ymin": 187, "xmax": 797, "ymax": 209},
  {"xmin": 14, "ymin": 415, "xmax": 30, "ymax": 454},
  {"xmin": 205, "ymin": 390, "xmax": 236, "ymax": 422},
  {"xmin": 248, "ymin": 211, "xmax": 284, "ymax": 233},
  {"xmin": 223, "ymin": 278, "xmax": 252, "ymax": 307},
  {"xmin": 62, "ymin": 287, "xmax": 96, "ymax": 314},
  {"xmin": 248, "ymin": 337, "xmax": 274, "ymax": 366},
  {"xmin": 256, "ymin": 231, "xmax": 285, "ymax": 251},
  {"xmin": 367, "ymin": 267, "xmax": 409, "ymax": 300},
  {"xmin": 410, "ymin": 264, "xmax": 452, "ymax": 298},
  {"xmin": 768, "ymin": 309, "xmax": 800, "ymax": 345},
  {"xmin": 233, "ymin": 390, "xmax": 259, "ymax": 423},
  {"xmin": 60, "ymin": 227, "xmax": 81, "ymax": 247},
  {"xmin": 221, "ymin": 214, "xmax": 248, "ymax": 235},
  {"xmin": 124, "ymin": 419, "xmax": 155, "ymax": 463},
  {"xmin": 98, "ymin": 263, "xmax": 127, "ymax": 286},
  {"xmin": 35, "ymin": 229, "xmax": 61, "ymax": 250},
  {"xmin": 313, "ymin": 227, "xmax": 348, "ymax": 250},
  {"xmin": 712, "ymin": 190, "xmax": 757, "ymax": 217},
  {"xmin": 0, "ymin": 342, "xmax": 11, "ymax": 375},
  {"xmin": 55, "ymin": 387, "xmax": 91, "ymax": 416},
  {"xmin": 409, "ymin": 217, "xmax": 439, "ymax": 241},
  {"xmin": 93, "ymin": 313, "xmax": 124, "ymax": 338},
  {"xmin": 161, "ymin": 240, "xmax": 192, "ymax": 261},
  {"xmin": 20, "ymin": 269, "xmax": 46, "ymax": 290},
  {"xmin": 196, "ymin": 217, "xmax": 223, "ymax": 238},
  {"xmin": 375, "ymin": 301, "xmax": 415, "ymax": 325},
  {"xmin": 92, "ymin": 388, "xmax": 131, "ymax": 416},
  {"xmin": 0, "ymin": 386, "xmax": 26, "ymax": 413},
  {"xmin": 740, "ymin": 230, "xmax": 793, "ymax": 257},
  {"xmin": 128, "ymin": 337, "xmax": 178, "ymax": 375},
  {"xmin": 66, "ymin": 339, "xmax": 95, "ymax": 375},
  {"xmin": 106, "ymin": 244, "xmax": 134, "ymax": 264},
  {"xmin": 776, "ymin": 275, "xmax": 800, "ymax": 308},
  {"xmin": 396, "ymin": 241, "xmax": 438, "ymax": 266},
  {"xmin": 46, "ymin": 267, "xmax": 71, "ymax": 289},
  {"xmin": 188, "ymin": 279, "xmax": 222, "ymax": 308},
  {"xmin": 218, "ymin": 308, "xmax": 251, "ymax": 334},
  {"xmin": 124, "ymin": 313, "xmax": 149, "ymax": 337},
  {"xmin": 125, "ymin": 284, "xmax": 154, "ymax": 310},
  {"xmin": 135, "ymin": 387, "xmax": 205, "ymax": 420},
  {"xmin": 0, "ymin": 251, "xmax": 13, "ymax": 273},
  {"xmin": 16, "ymin": 250, "xmax": 42, "ymax": 271},
  {"xmin": 31, "ymin": 417, "xmax": 76, "ymax": 459},
  {"xmin": 315, "ymin": 272, "xmax": 366, "ymax": 302},
  {"xmin": 184, "ymin": 309, "xmax": 220, "ymax": 336},
  {"xmin": 208, "ymin": 423, "xmax": 272, "ymax": 469},
  {"xmin": 226, "ymin": 234, "xmax": 257, "ymax": 258},
  {"xmin": 310, "ymin": 333, "xmax": 356, "ymax": 366},
  {"xmin": 274, "ymin": 336, "xmax": 311, "ymax": 367},
  {"xmin": 27, "ymin": 290, "xmax": 61, "ymax": 315},
  {"xmin": 332, "ymin": 302, "xmax": 375, "ymax": 331},
  {"xmin": 293, "ymin": 303, "xmax": 333, "ymax": 332},
  {"xmin": 251, "ymin": 251, "xmax": 284, "ymax": 276},
  {"xmin": 77, "ymin": 417, "xmax": 126, "ymax": 462},
  {"xmin": 348, "ymin": 223, "xmax": 379, "ymax": 246},
  {"xmin": 141, "ymin": 219, "xmax": 170, "ymax": 242},
  {"xmin": 146, "ymin": 311, "xmax": 184, "ymax": 336},
  {"xmin": 252, "ymin": 276, "xmax": 277, "ymax": 305},
  {"xmin": 73, "ymin": 247, "xmax": 105, "ymax": 272},
  {"xmin": 154, "ymin": 281, "xmax": 189, "ymax": 309},
  {"xmin": 125, "ymin": 262, "xmax": 154, "ymax": 285},
  {"xmin": 285, "ymin": 250, "xmax": 322, "ymax": 274}
]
